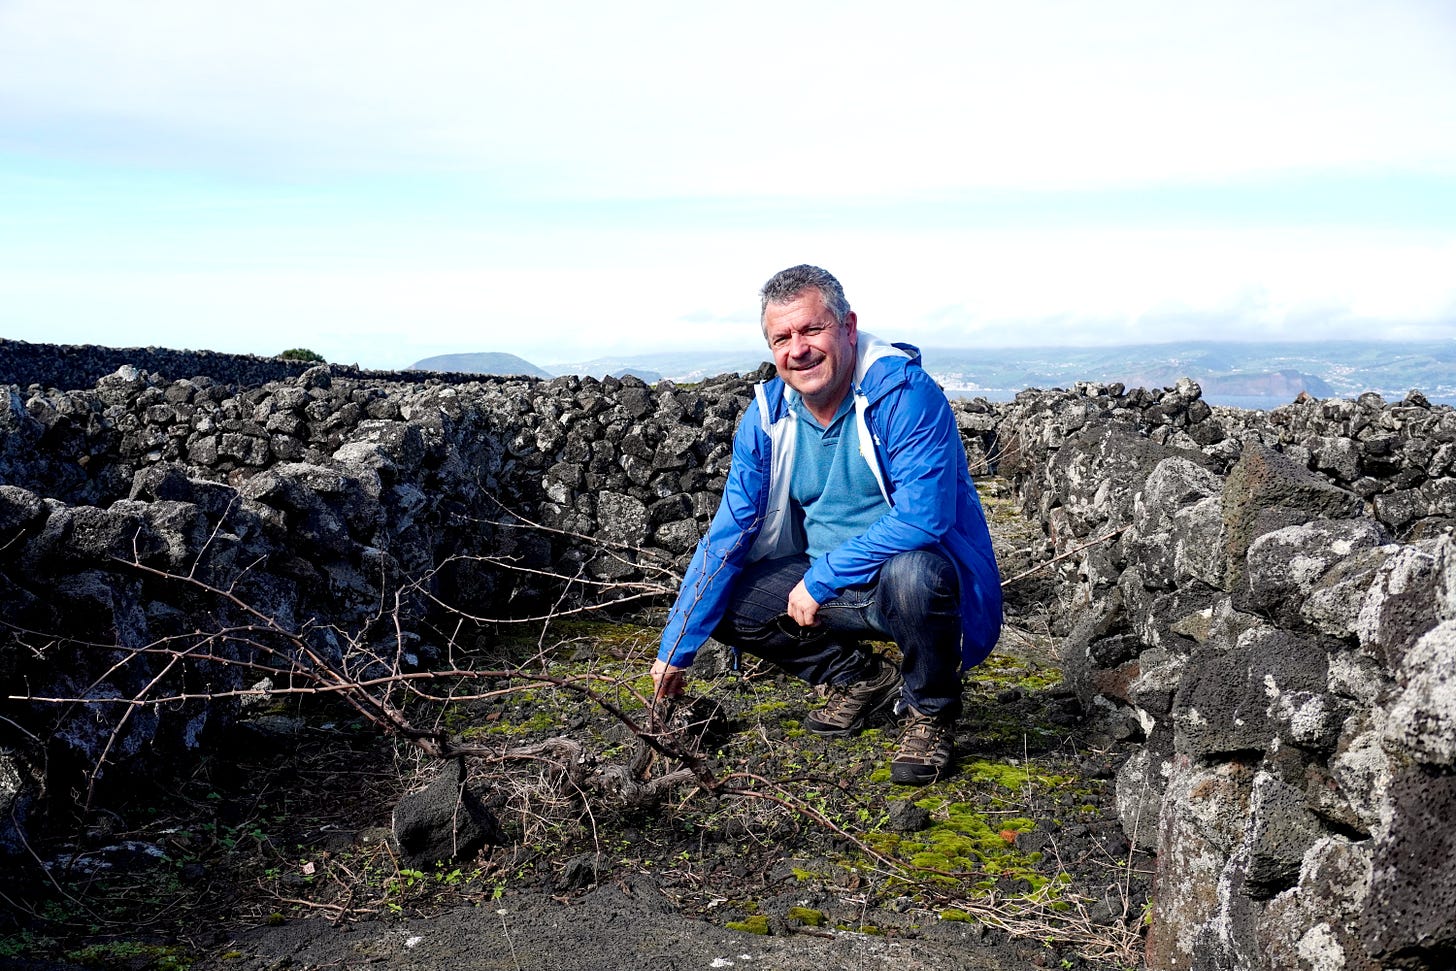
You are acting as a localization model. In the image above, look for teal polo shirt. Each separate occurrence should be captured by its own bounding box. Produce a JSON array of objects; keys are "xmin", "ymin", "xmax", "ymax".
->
[{"xmin": 788, "ymin": 390, "xmax": 890, "ymax": 561}]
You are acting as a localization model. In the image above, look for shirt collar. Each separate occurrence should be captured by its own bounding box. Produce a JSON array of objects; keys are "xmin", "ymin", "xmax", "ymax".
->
[{"xmin": 787, "ymin": 387, "xmax": 855, "ymax": 430}]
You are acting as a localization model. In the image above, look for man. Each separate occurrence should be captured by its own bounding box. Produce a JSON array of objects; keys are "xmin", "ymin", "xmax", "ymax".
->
[{"xmin": 651, "ymin": 265, "xmax": 1002, "ymax": 785}]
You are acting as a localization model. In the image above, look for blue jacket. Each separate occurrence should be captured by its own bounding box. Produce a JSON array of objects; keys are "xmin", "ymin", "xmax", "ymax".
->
[{"xmin": 657, "ymin": 333, "xmax": 1002, "ymax": 670}]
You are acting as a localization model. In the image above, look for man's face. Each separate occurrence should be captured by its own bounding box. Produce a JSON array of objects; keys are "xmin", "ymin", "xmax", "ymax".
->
[{"xmin": 764, "ymin": 289, "xmax": 858, "ymax": 418}]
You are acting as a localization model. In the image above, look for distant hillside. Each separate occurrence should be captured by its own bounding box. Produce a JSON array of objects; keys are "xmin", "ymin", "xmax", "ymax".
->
[
  {"xmin": 546, "ymin": 352, "xmax": 768, "ymax": 382},
  {"xmin": 611, "ymin": 367, "xmax": 664, "ymax": 383},
  {"xmin": 917, "ymin": 340, "xmax": 1453, "ymax": 400},
  {"xmin": 410, "ymin": 352, "xmax": 553, "ymax": 379},
  {"xmin": 424, "ymin": 340, "xmax": 1454, "ymax": 403}
]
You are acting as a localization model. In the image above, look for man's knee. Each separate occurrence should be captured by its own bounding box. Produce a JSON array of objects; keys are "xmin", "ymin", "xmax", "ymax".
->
[
  {"xmin": 879, "ymin": 550, "xmax": 958, "ymax": 616},
  {"xmin": 711, "ymin": 610, "xmax": 772, "ymax": 651},
  {"xmin": 713, "ymin": 607, "xmax": 829, "ymax": 654}
]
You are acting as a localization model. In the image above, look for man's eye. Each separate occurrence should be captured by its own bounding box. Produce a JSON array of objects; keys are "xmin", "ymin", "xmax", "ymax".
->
[{"xmin": 804, "ymin": 326, "xmax": 824, "ymax": 337}]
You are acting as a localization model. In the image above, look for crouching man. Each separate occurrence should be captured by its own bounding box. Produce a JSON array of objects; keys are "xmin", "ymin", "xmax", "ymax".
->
[{"xmin": 651, "ymin": 265, "xmax": 1002, "ymax": 785}]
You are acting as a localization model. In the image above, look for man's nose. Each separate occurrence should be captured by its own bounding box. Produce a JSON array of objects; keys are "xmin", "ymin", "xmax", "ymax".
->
[{"xmin": 788, "ymin": 332, "xmax": 810, "ymax": 355}]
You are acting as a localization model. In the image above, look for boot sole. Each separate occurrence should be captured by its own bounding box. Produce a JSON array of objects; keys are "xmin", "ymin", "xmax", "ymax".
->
[
  {"xmin": 890, "ymin": 762, "xmax": 949, "ymax": 785},
  {"xmin": 804, "ymin": 685, "xmax": 902, "ymax": 736}
]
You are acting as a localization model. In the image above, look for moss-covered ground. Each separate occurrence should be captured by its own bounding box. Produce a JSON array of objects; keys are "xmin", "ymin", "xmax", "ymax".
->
[{"xmin": 0, "ymin": 480, "xmax": 1150, "ymax": 969}]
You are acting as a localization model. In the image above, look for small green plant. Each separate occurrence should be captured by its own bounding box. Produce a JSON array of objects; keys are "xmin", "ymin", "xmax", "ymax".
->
[
  {"xmin": 278, "ymin": 348, "xmax": 324, "ymax": 362},
  {"xmin": 386, "ymin": 868, "xmax": 428, "ymax": 898}
]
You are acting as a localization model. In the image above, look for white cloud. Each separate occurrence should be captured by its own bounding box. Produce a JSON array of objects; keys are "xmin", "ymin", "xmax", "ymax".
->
[{"xmin": 2, "ymin": 1, "xmax": 1453, "ymax": 195}]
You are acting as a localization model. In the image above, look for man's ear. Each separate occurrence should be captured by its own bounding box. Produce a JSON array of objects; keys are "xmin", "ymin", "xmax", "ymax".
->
[{"xmin": 844, "ymin": 310, "xmax": 858, "ymax": 342}]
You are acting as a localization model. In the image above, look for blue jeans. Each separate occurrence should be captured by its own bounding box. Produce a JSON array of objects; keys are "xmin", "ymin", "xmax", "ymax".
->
[{"xmin": 711, "ymin": 550, "xmax": 964, "ymax": 719}]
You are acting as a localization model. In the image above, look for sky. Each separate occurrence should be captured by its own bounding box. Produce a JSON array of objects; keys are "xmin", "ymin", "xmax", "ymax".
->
[{"xmin": 2, "ymin": 1, "xmax": 1454, "ymax": 371}]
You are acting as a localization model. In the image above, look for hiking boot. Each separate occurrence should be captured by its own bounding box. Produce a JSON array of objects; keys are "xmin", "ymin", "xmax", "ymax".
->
[
  {"xmin": 890, "ymin": 707, "xmax": 955, "ymax": 785},
  {"xmin": 804, "ymin": 658, "xmax": 903, "ymax": 736}
]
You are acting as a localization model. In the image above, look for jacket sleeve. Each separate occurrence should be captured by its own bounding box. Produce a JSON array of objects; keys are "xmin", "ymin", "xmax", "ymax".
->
[
  {"xmin": 800, "ymin": 369, "xmax": 961, "ymax": 603},
  {"xmin": 657, "ymin": 400, "xmax": 769, "ymax": 667}
]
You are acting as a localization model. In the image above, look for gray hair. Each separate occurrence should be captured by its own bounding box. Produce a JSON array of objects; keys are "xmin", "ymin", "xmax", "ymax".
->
[{"xmin": 759, "ymin": 265, "xmax": 851, "ymax": 335}]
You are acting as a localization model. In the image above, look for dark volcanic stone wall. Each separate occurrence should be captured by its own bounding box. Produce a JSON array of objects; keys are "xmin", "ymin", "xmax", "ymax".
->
[
  {"xmin": 0, "ymin": 357, "xmax": 760, "ymax": 855},
  {"xmin": 0, "ymin": 337, "xmax": 545, "ymax": 392},
  {"xmin": 0, "ymin": 338, "xmax": 318, "ymax": 390},
  {"xmin": 1216, "ymin": 390, "xmax": 1456, "ymax": 540},
  {"xmin": 992, "ymin": 380, "xmax": 1456, "ymax": 971}
]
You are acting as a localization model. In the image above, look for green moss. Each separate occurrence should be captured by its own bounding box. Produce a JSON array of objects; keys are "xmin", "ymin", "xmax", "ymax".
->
[
  {"xmin": 885, "ymin": 799, "xmax": 1059, "ymax": 901},
  {"xmin": 440, "ymin": 701, "xmax": 484, "ymax": 734},
  {"xmin": 749, "ymin": 700, "xmax": 790, "ymax": 716},
  {"xmin": 726, "ymin": 914, "xmax": 771, "ymax": 935},
  {"xmin": 530, "ymin": 619, "xmax": 656, "ymax": 652},
  {"xmin": 787, "ymin": 906, "xmax": 825, "ymax": 926},
  {"xmin": 1020, "ymin": 872, "xmax": 1051, "ymax": 892},
  {"xmin": 484, "ymin": 710, "xmax": 557, "ymax": 735},
  {"xmin": 939, "ymin": 907, "xmax": 975, "ymax": 923},
  {"xmin": 974, "ymin": 654, "xmax": 1064, "ymax": 692},
  {"xmin": 958, "ymin": 759, "xmax": 1073, "ymax": 795},
  {"xmin": 0, "ymin": 932, "xmax": 57, "ymax": 959},
  {"xmin": 864, "ymin": 831, "xmax": 901, "ymax": 855},
  {"xmin": 66, "ymin": 942, "xmax": 192, "ymax": 969}
]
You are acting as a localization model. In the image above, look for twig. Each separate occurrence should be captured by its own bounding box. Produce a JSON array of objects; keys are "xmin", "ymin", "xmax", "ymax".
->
[
  {"xmin": 499, "ymin": 907, "xmax": 523, "ymax": 971},
  {"xmin": 999, "ymin": 525, "xmax": 1129, "ymax": 587}
]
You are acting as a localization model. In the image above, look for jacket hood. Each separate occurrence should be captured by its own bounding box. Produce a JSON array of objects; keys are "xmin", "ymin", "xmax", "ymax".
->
[{"xmin": 853, "ymin": 333, "xmax": 920, "ymax": 404}]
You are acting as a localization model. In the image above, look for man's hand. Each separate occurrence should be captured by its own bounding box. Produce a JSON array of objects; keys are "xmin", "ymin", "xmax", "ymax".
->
[
  {"xmin": 650, "ymin": 658, "xmax": 688, "ymax": 700},
  {"xmin": 787, "ymin": 579, "xmax": 821, "ymax": 628}
]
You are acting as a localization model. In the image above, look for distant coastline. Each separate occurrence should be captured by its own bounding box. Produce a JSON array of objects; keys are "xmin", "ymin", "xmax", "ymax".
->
[
  {"xmin": 3, "ymin": 338, "xmax": 1451, "ymax": 413},
  {"xmin": 942, "ymin": 388, "xmax": 1456, "ymax": 409},
  {"xmin": 535, "ymin": 338, "xmax": 1456, "ymax": 406}
]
